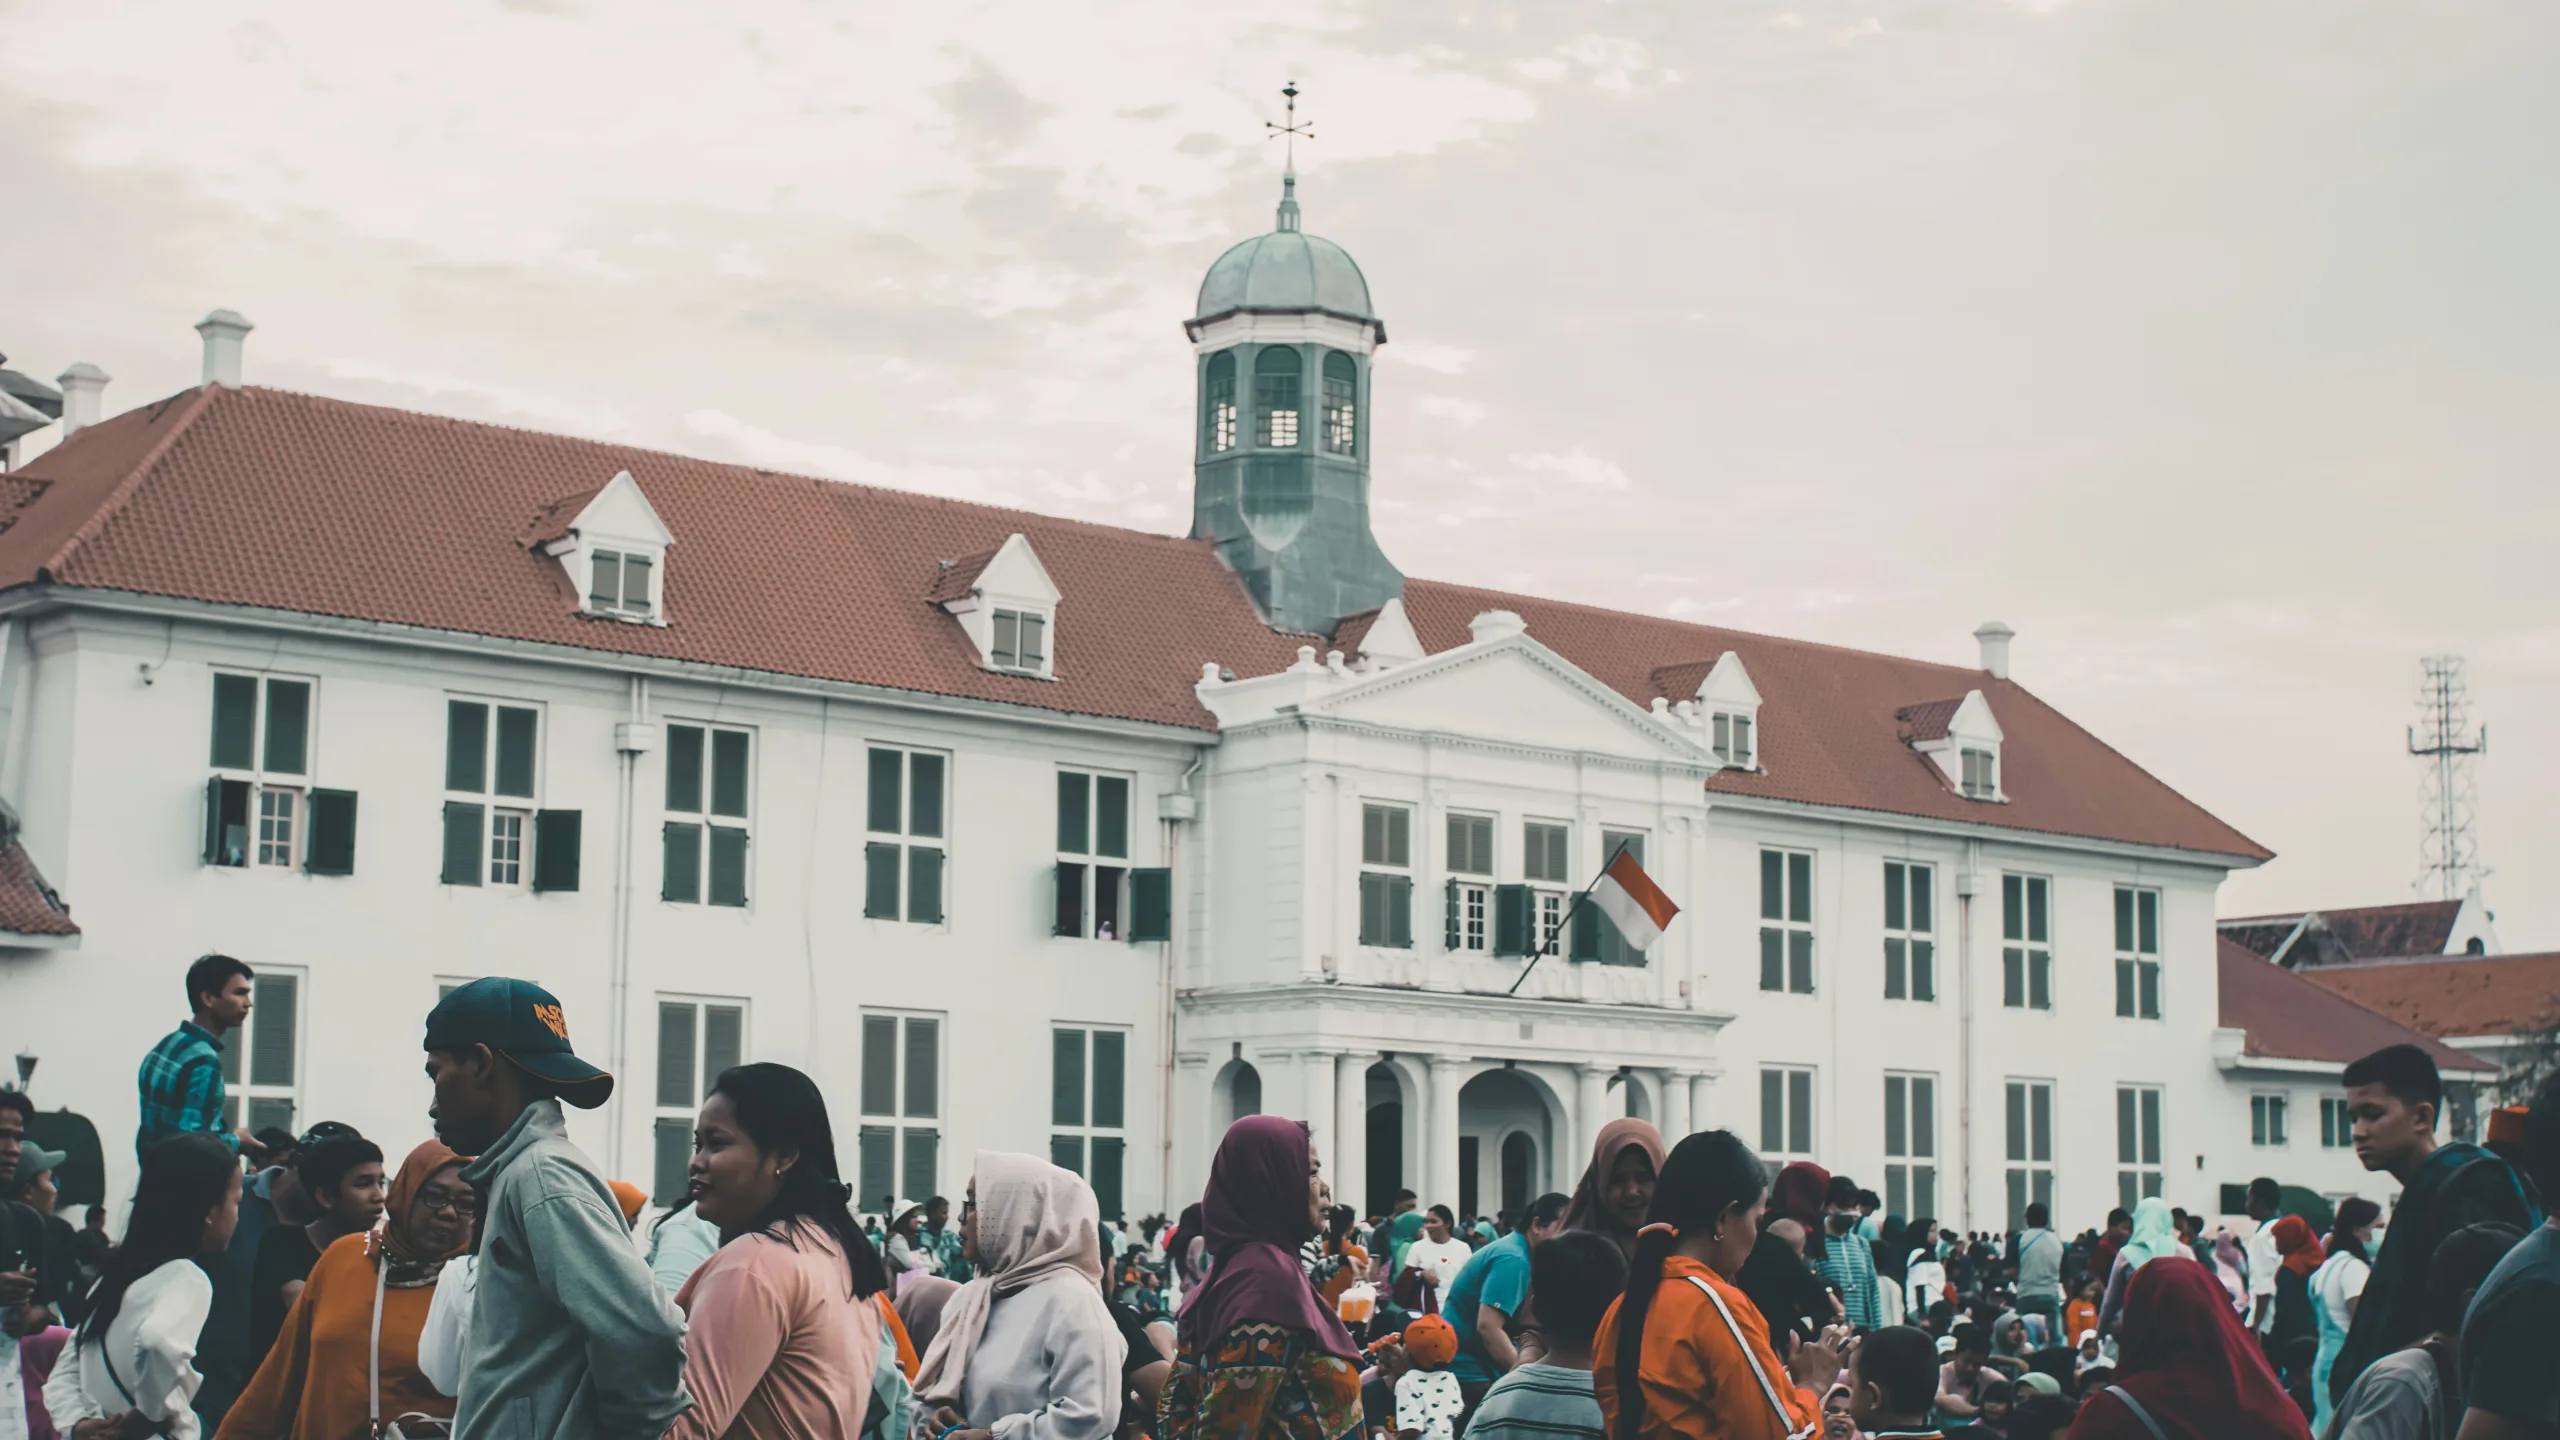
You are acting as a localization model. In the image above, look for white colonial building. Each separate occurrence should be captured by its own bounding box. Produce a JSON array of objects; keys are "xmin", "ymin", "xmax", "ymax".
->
[{"xmin": 2, "ymin": 176, "xmax": 2440, "ymax": 1236}]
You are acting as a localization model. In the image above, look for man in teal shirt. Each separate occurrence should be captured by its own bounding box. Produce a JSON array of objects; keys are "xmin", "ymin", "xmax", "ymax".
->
[{"xmin": 1443, "ymin": 1193, "xmax": 1569, "ymax": 1406}]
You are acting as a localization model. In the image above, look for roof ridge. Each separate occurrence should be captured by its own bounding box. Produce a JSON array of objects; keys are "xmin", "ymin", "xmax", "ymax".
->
[{"xmin": 44, "ymin": 384, "xmax": 222, "ymax": 576}]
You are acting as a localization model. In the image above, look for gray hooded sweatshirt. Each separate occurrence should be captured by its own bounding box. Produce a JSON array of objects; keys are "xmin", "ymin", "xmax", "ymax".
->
[{"xmin": 454, "ymin": 1099, "xmax": 691, "ymax": 1440}]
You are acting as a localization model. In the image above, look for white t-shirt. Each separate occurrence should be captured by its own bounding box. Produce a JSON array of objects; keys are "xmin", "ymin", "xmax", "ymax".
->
[
  {"xmin": 2312, "ymin": 1250, "xmax": 2370, "ymax": 1331},
  {"xmin": 2246, "ymin": 1221, "xmax": 2283, "ymax": 1334},
  {"xmin": 1404, "ymin": 1237, "xmax": 1474, "ymax": 1295},
  {"xmin": 1396, "ymin": 1369, "xmax": 1466, "ymax": 1440}
]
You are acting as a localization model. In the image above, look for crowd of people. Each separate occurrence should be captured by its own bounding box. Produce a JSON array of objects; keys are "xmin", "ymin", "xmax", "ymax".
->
[{"xmin": 0, "ymin": 951, "xmax": 2555, "ymax": 1440}]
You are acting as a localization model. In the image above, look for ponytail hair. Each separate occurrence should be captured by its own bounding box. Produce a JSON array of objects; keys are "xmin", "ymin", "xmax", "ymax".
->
[
  {"xmin": 85, "ymin": 1133, "xmax": 238, "ymax": 1343},
  {"xmin": 2329, "ymin": 1196, "xmax": 2382, "ymax": 1265},
  {"xmin": 1611, "ymin": 1130, "xmax": 1766, "ymax": 1440},
  {"xmin": 706, "ymin": 1062, "xmax": 890, "ymax": 1299}
]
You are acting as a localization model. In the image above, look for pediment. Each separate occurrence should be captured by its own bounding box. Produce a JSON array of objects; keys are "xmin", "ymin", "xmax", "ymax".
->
[
  {"xmin": 1307, "ymin": 637, "xmax": 1710, "ymax": 762},
  {"xmin": 571, "ymin": 470, "xmax": 673, "ymax": 548}
]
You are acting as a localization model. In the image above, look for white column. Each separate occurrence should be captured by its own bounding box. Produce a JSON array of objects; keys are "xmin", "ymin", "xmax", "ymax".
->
[
  {"xmin": 1662, "ymin": 1069, "xmax": 1694, "ymax": 1139},
  {"xmin": 1173, "ymin": 1054, "xmax": 1212, "ymax": 1204},
  {"xmin": 1577, "ymin": 1064, "xmax": 1613, "ymax": 1158},
  {"xmin": 1427, "ymin": 1055, "xmax": 1466, "ymax": 1210},
  {"xmin": 1335, "ymin": 1052, "xmax": 1372, "ymax": 1218},
  {"xmin": 1303, "ymin": 1049, "xmax": 1339, "ymax": 1189},
  {"xmin": 1689, "ymin": 1073, "xmax": 1716, "ymax": 1135}
]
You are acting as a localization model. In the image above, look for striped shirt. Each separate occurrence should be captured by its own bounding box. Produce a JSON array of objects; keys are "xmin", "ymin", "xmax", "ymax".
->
[
  {"xmin": 135, "ymin": 1020, "xmax": 234, "ymax": 1160},
  {"xmin": 1814, "ymin": 1222, "xmax": 1881, "ymax": 1330},
  {"xmin": 1466, "ymin": 1363, "xmax": 1602, "ymax": 1440}
]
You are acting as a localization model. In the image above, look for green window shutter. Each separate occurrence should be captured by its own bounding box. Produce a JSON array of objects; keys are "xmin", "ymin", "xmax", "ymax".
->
[
  {"xmin": 442, "ymin": 802, "xmax": 485, "ymax": 886},
  {"xmin": 1445, "ymin": 878, "xmax": 1459, "ymax": 950},
  {"xmin": 1055, "ymin": 861, "xmax": 1086, "ymax": 938},
  {"xmin": 250, "ymin": 974, "xmax": 298, "ymax": 1086},
  {"xmin": 2114, "ymin": 888, "xmax": 2135, "ymax": 952},
  {"xmin": 531, "ymin": 810, "xmax": 581, "ymax": 893},
  {"xmin": 662, "ymin": 821, "xmax": 702, "ymax": 903},
  {"xmin": 907, "ymin": 753, "xmax": 945, "ymax": 839},
  {"xmin": 903, "ymin": 1018, "xmax": 938, "ymax": 1118},
  {"xmin": 710, "ymin": 730, "xmax": 751, "ymax": 818},
  {"xmin": 901, "ymin": 1130, "xmax": 940, "ymax": 1208},
  {"xmin": 493, "ymin": 707, "xmax": 538, "ymax": 797},
  {"xmin": 1053, "ymin": 1030, "xmax": 1086, "ymax": 1126},
  {"xmin": 1091, "ymin": 1137, "xmax": 1125, "ymax": 1221},
  {"xmin": 1493, "ymin": 885, "xmax": 1532, "ymax": 958},
  {"xmin": 666, "ymin": 725, "xmax": 705, "ymax": 812},
  {"xmin": 704, "ymin": 1005, "xmax": 744, "ymax": 1087},
  {"xmin": 211, "ymin": 674, "xmax": 259, "ymax": 769},
  {"xmin": 1356, "ymin": 873, "xmax": 1381, "ymax": 947},
  {"xmin": 1096, "ymin": 776, "xmax": 1129, "ymax": 859},
  {"xmin": 1057, "ymin": 772, "xmax": 1090, "ymax": 854},
  {"xmin": 1386, "ymin": 875, "xmax": 1413, "ymax": 948},
  {"xmin": 1092, "ymin": 1031, "xmax": 1125, "ymax": 1128},
  {"xmin": 867, "ymin": 749, "xmax": 903, "ymax": 834},
  {"xmin": 652, "ymin": 1119, "xmax": 693, "ymax": 1205},
  {"xmin": 445, "ymin": 701, "xmax": 489, "ymax": 792},
  {"xmin": 657, "ymin": 1003, "xmax": 698, "ymax": 1107},
  {"xmin": 856, "ymin": 1126, "xmax": 895, "ymax": 1212},
  {"xmin": 262, "ymin": 679, "xmax": 310, "ymax": 775},
  {"xmin": 304, "ymin": 789, "xmax": 358, "ymax": 875},
  {"xmin": 1913, "ymin": 940, "xmax": 1936, "ymax": 1001},
  {"xmin": 205, "ymin": 776, "xmax": 251, "ymax": 866},
  {"xmin": 1787, "ymin": 852, "xmax": 1812, "ymax": 923},
  {"xmin": 1569, "ymin": 902, "xmax": 1601, "ymax": 962},
  {"xmin": 1050, "ymin": 1135, "xmax": 1085, "ymax": 1175},
  {"xmin": 707, "ymin": 826, "xmax": 749, "ymax": 907},
  {"xmin": 1126, "ymin": 868, "xmax": 1172, "ymax": 943},
  {"xmin": 1759, "ymin": 929, "xmax": 1783, "ymax": 990},
  {"xmin": 907, "ymin": 847, "xmax": 944, "ymax": 925},
  {"xmin": 863, "ymin": 843, "xmax": 901, "ymax": 919},
  {"xmin": 1760, "ymin": 850, "xmax": 1783, "ymax": 920},
  {"xmin": 859, "ymin": 1016, "xmax": 897, "ymax": 1114},
  {"xmin": 2003, "ymin": 949, "xmax": 2024, "ymax": 1007}
]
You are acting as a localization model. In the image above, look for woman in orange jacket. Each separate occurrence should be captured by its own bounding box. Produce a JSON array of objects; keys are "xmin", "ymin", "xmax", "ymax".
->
[{"xmin": 1594, "ymin": 1131, "xmax": 1850, "ymax": 1440}]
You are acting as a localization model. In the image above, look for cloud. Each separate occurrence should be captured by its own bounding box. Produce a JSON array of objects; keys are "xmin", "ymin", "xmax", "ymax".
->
[
  {"xmin": 1504, "ymin": 448, "xmax": 1634, "ymax": 492},
  {"xmin": 1415, "ymin": 395, "xmax": 1487, "ymax": 427},
  {"xmin": 1383, "ymin": 340, "xmax": 1476, "ymax": 375}
]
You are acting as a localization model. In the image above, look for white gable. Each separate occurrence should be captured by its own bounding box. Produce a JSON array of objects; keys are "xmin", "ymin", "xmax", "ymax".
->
[
  {"xmin": 1355, "ymin": 596, "xmax": 1426, "ymax": 670},
  {"xmin": 570, "ymin": 470, "xmax": 672, "ymax": 549},
  {"xmin": 972, "ymin": 533, "xmax": 1061, "ymax": 609},
  {"xmin": 1947, "ymin": 689, "xmax": 2003, "ymax": 747},
  {"xmin": 945, "ymin": 533, "xmax": 1062, "ymax": 677},
  {"xmin": 544, "ymin": 470, "xmax": 672, "ymax": 624},
  {"xmin": 1697, "ymin": 651, "xmax": 1762, "ymax": 708},
  {"xmin": 1303, "ymin": 631, "xmax": 1713, "ymax": 763}
]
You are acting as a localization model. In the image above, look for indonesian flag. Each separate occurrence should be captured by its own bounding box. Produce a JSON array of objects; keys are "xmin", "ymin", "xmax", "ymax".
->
[{"xmin": 1590, "ymin": 848, "xmax": 1680, "ymax": 952}]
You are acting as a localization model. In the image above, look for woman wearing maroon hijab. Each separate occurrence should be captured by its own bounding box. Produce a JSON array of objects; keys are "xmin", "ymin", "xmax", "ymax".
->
[
  {"xmin": 2073, "ymin": 1256, "xmax": 2313, "ymax": 1440},
  {"xmin": 1157, "ymin": 1117, "xmax": 1362, "ymax": 1440}
]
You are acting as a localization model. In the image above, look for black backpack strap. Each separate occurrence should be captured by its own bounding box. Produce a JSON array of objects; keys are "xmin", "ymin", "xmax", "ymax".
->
[{"xmin": 2104, "ymin": 1384, "xmax": 2173, "ymax": 1440}]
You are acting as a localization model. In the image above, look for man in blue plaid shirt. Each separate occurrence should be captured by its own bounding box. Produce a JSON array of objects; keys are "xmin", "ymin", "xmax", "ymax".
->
[{"xmin": 136, "ymin": 953, "xmax": 260, "ymax": 1161}]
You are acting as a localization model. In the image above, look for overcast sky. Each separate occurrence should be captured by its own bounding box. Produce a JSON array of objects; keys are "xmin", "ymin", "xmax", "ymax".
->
[{"xmin": 6, "ymin": 0, "xmax": 2554, "ymax": 944}]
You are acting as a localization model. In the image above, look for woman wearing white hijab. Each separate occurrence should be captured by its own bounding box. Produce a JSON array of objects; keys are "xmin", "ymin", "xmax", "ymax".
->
[{"xmin": 913, "ymin": 1152, "xmax": 1126, "ymax": 1440}]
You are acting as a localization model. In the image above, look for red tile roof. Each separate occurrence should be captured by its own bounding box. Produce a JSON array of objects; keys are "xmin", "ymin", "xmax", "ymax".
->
[
  {"xmin": 2220, "ymin": 900, "xmax": 2463, "ymax": 964},
  {"xmin": 2303, "ymin": 952, "xmax": 2560, "ymax": 1043},
  {"xmin": 924, "ymin": 548, "xmax": 998, "ymax": 605},
  {"xmin": 2218, "ymin": 939, "xmax": 2489, "ymax": 1071},
  {"xmin": 1895, "ymin": 697, "xmax": 1964, "ymax": 743},
  {"xmin": 0, "ymin": 837, "xmax": 78, "ymax": 938},
  {"xmin": 0, "ymin": 385, "xmax": 2270, "ymax": 860}
]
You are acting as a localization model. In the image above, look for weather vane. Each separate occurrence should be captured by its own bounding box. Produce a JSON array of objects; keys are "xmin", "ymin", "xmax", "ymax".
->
[{"xmin": 1266, "ymin": 80, "xmax": 1312, "ymax": 164}]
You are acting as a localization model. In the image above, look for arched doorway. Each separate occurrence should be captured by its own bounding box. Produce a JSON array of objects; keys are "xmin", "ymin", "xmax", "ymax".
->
[
  {"xmin": 1610, "ymin": 1069, "xmax": 1654, "ymax": 1123},
  {"xmin": 1500, "ymin": 1132, "xmax": 1535, "ymax": 1216},
  {"xmin": 1366, "ymin": 1061, "xmax": 1409, "ymax": 1218},
  {"xmin": 1460, "ymin": 1067, "xmax": 1556, "ymax": 1223},
  {"xmin": 1215, "ymin": 1059, "xmax": 1262, "ymax": 1132}
]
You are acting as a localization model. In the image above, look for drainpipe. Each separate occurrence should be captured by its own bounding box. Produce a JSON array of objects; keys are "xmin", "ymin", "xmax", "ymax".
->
[
  {"xmin": 1160, "ymin": 747, "xmax": 1206, "ymax": 1208},
  {"xmin": 1956, "ymin": 839, "xmax": 1981, "ymax": 1233},
  {"xmin": 608, "ymin": 676, "xmax": 656, "ymax": 1176}
]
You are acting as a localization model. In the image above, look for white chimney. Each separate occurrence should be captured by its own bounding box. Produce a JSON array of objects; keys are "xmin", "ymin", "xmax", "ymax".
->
[
  {"xmin": 1468, "ymin": 610, "xmax": 1528, "ymax": 644},
  {"xmin": 195, "ymin": 309, "xmax": 254, "ymax": 388},
  {"xmin": 1975, "ymin": 621, "xmax": 2015, "ymax": 680},
  {"xmin": 57, "ymin": 363, "xmax": 110, "ymax": 436}
]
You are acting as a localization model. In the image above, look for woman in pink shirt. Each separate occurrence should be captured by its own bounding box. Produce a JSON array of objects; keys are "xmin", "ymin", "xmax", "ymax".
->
[{"xmin": 670, "ymin": 1062, "xmax": 894, "ymax": 1440}]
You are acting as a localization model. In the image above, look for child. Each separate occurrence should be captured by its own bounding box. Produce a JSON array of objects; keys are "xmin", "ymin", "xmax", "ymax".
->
[
  {"xmin": 1950, "ymin": 1377, "xmax": 2011, "ymax": 1438},
  {"xmin": 1466, "ymin": 1233, "xmax": 1626, "ymax": 1440},
  {"xmin": 2062, "ymin": 1278, "xmax": 2098, "ymax": 1344},
  {"xmin": 1394, "ymin": 1314, "xmax": 1465, "ymax": 1440},
  {"xmin": 1846, "ymin": 1324, "xmax": 1947, "ymax": 1439}
]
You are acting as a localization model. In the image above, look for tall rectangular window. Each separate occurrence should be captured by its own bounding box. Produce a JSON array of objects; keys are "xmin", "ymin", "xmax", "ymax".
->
[
  {"xmin": 218, "ymin": 970, "xmax": 302, "ymax": 1136},
  {"xmin": 663, "ymin": 723, "xmax": 753, "ymax": 907},
  {"xmin": 1054, "ymin": 771, "xmax": 1129, "ymax": 939},
  {"xmin": 1711, "ymin": 712, "xmax": 1754, "ymax": 768},
  {"xmin": 443, "ymin": 699, "xmax": 541, "ymax": 887},
  {"xmin": 863, "ymin": 747, "xmax": 947, "ymax": 924},
  {"xmin": 2004, "ymin": 1079, "xmax": 2055, "ymax": 1231},
  {"xmin": 2115, "ymin": 887, "xmax": 2162, "ymax": 1019},
  {"xmin": 857, "ymin": 1013, "xmax": 941, "ymax": 1212},
  {"xmin": 1759, "ymin": 849, "xmax": 1815, "ymax": 994},
  {"xmin": 1961, "ymin": 748, "xmax": 1998, "ymax": 799},
  {"xmin": 2116, "ymin": 1084, "xmax": 2164, "ymax": 1209},
  {"xmin": 1322, "ymin": 352, "xmax": 1357, "ymax": 456},
  {"xmin": 1522, "ymin": 821, "xmax": 1572, "ymax": 949},
  {"xmin": 1359, "ymin": 803, "xmax": 1413, "ymax": 948},
  {"xmin": 2251, "ymin": 1093, "xmax": 2290, "ymax": 1147},
  {"xmin": 1445, "ymin": 813, "xmax": 1494, "ymax": 953},
  {"xmin": 1884, "ymin": 1073, "xmax": 1937, "ymax": 1220},
  {"xmin": 2003, "ymin": 874, "xmax": 2053, "ymax": 1010},
  {"xmin": 1050, "ymin": 1027, "xmax": 1128, "ymax": 1219},
  {"xmin": 1758, "ymin": 1066, "xmax": 1815, "ymax": 1171},
  {"xmin": 2319, "ymin": 1096, "xmax": 2352, "ymax": 1149},
  {"xmin": 1883, "ymin": 861, "xmax": 1936, "ymax": 1001},
  {"xmin": 205, "ymin": 674, "xmax": 316, "ymax": 870},
  {"xmin": 652, "ymin": 998, "xmax": 746, "ymax": 1204}
]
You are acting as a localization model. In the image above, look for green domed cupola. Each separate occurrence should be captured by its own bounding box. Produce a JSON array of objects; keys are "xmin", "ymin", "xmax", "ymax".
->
[{"xmin": 1186, "ymin": 169, "xmax": 1403, "ymax": 634}]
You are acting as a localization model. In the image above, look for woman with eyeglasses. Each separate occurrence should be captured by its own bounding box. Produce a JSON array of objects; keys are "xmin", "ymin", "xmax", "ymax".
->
[{"xmin": 216, "ymin": 1140, "xmax": 474, "ymax": 1439}]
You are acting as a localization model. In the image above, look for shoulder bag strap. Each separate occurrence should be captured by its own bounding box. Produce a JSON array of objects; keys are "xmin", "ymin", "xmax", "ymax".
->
[
  {"xmin": 2417, "ymin": 1337, "xmax": 2462, "ymax": 1440},
  {"xmin": 2103, "ymin": 1384, "xmax": 2173, "ymax": 1440},
  {"xmin": 1684, "ymin": 1274, "xmax": 1815, "ymax": 1440},
  {"xmin": 96, "ymin": 1336, "xmax": 139, "ymax": 1411}
]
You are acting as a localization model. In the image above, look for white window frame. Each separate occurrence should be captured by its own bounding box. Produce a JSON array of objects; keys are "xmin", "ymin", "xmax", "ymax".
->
[
  {"xmin": 1961, "ymin": 747, "xmax": 1998, "ymax": 800},
  {"xmin": 587, "ymin": 546, "xmax": 660, "ymax": 622},
  {"xmin": 2115, "ymin": 886, "xmax": 2163, "ymax": 1020},
  {"xmin": 1520, "ymin": 819, "xmax": 1573, "ymax": 948},
  {"xmin": 2319, "ymin": 1096, "xmax": 2353, "ymax": 1150},
  {"xmin": 2251, "ymin": 1092, "xmax": 2290, "ymax": 1148},
  {"xmin": 1445, "ymin": 812, "xmax": 1495, "ymax": 954},
  {"xmin": 989, "ymin": 607, "xmax": 1052, "ymax": 677},
  {"xmin": 1051, "ymin": 1025, "xmax": 1130, "ymax": 1219},
  {"xmin": 663, "ymin": 721, "xmax": 755, "ymax": 907},
  {"xmin": 857, "ymin": 1010, "xmax": 944, "ymax": 1213},
  {"xmin": 1759, "ymin": 1065, "xmax": 1816, "ymax": 1172},
  {"xmin": 220, "ymin": 967, "xmax": 305, "ymax": 1137},
  {"xmin": 1884, "ymin": 860, "xmax": 1936, "ymax": 1002},
  {"xmin": 2003, "ymin": 873, "xmax": 2054, "ymax": 1011},
  {"xmin": 864, "ymin": 745, "xmax": 948, "ymax": 926},
  {"xmin": 2005, "ymin": 1078, "xmax": 2055, "ymax": 1231},
  {"xmin": 1056, "ymin": 768, "xmax": 1130, "ymax": 940},
  {"xmin": 2116, "ymin": 1083, "xmax": 2164, "ymax": 1209},
  {"xmin": 1884, "ymin": 1072, "xmax": 1938, "ymax": 1220},
  {"xmin": 445, "ymin": 697, "xmax": 544, "ymax": 888},
  {"xmin": 1759, "ymin": 847, "xmax": 1816, "ymax": 994},
  {"xmin": 1711, "ymin": 711, "xmax": 1755, "ymax": 769},
  {"xmin": 1359, "ymin": 803, "xmax": 1415, "ymax": 949},
  {"xmin": 652, "ymin": 996, "xmax": 748, "ymax": 1205},
  {"xmin": 208, "ymin": 672, "xmax": 317, "ymax": 870}
]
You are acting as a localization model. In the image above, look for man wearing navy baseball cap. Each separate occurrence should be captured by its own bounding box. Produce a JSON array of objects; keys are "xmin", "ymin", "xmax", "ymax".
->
[{"xmin": 423, "ymin": 978, "xmax": 689, "ymax": 1439}]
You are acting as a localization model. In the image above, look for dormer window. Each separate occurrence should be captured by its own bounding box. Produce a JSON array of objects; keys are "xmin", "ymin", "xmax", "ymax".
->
[
  {"xmin": 1712, "ymin": 712, "xmax": 1755, "ymax": 769},
  {"xmin": 1961, "ymin": 748, "xmax": 1997, "ymax": 799},
  {"xmin": 991, "ymin": 609, "xmax": 1048, "ymax": 672},
  {"xmin": 1901, "ymin": 689, "xmax": 2005, "ymax": 801},
  {"xmin": 589, "ymin": 549, "xmax": 656, "ymax": 619}
]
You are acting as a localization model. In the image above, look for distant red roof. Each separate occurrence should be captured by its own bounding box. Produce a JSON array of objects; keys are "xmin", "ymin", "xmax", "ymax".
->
[
  {"xmin": 2221, "ymin": 900, "xmax": 2464, "ymax": 965},
  {"xmin": 0, "ymin": 385, "xmax": 2270, "ymax": 861},
  {"xmin": 2218, "ymin": 940, "xmax": 2489, "ymax": 1071},
  {"xmin": 0, "ymin": 837, "xmax": 78, "ymax": 938},
  {"xmin": 2304, "ymin": 952, "xmax": 2560, "ymax": 1043},
  {"xmin": 1895, "ymin": 697, "xmax": 1964, "ymax": 743}
]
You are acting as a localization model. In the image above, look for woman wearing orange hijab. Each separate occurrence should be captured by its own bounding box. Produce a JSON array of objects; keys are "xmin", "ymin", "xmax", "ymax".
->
[
  {"xmin": 2263, "ymin": 1215, "xmax": 2323, "ymax": 1416},
  {"xmin": 1594, "ymin": 1131, "xmax": 1849, "ymax": 1440},
  {"xmin": 219, "ymin": 1140, "xmax": 474, "ymax": 1439}
]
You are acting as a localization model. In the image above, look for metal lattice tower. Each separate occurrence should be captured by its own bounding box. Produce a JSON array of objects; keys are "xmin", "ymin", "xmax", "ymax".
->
[{"xmin": 2407, "ymin": 655, "xmax": 2488, "ymax": 901}]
